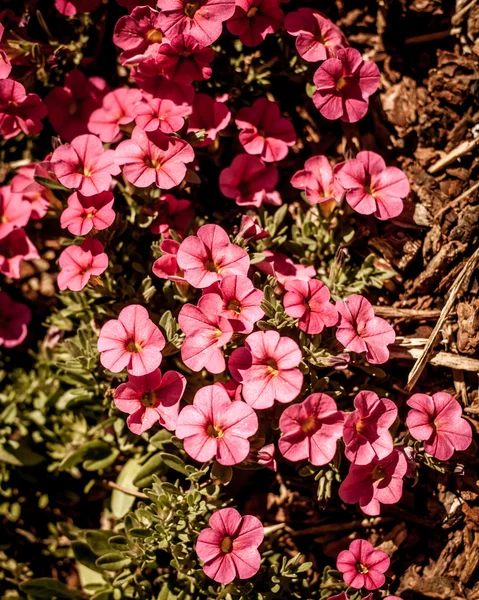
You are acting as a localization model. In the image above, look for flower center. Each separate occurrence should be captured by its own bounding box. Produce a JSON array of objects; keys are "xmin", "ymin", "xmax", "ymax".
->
[
  {"xmin": 221, "ymin": 536, "xmax": 233, "ymax": 553},
  {"xmin": 69, "ymin": 101, "xmax": 79, "ymax": 115},
  {"xmin": 146, "ymin": 29, "xmax": 164, "ymax": 43},
  {"xmin": 301, "ymin": 416, "xmax": 321, "ymax": 435},
  {"xmin": 205, "ymin": 259, "xmax": 219, "ymax": 273},
  {"xmin": 356, "ymin": 562, "xmax": 369, "ymax": 574},
  {"xmin": 126, "ymin": 340, "xmax": 143, "ymax": 353},
  {"xmin": 372, "ymin": 464, "xmax": 386, "ymax": 482},
  {"xmin": 266, "ymin": 358, "xmax": 279, "ymax": 376},
  {"xmin": 355, "ymin": 419, "xmax": 366, "ymax": 434},
  {"xmin": 0, "ymin": 215, "xmax": 8, "ymax": 223},
  {"xmin": 84, "ymin": 212, "xmax": 95, "ymax": 219},
  {"xmin": 247, "ymin": 6, "xmax": 258, "ymax": 18},
  {"xmin": 335, "ymin": 76, "xmax": 348, "ymax": 91},
  {"xmin": 141, "ymin": 391, "xmax": 157, "ymax": 408},
  {"xmin": 227, "ymin": 299, "xmax": 242, "ymax": 314},
  {"xmin": 184, "ymin": 2, "xmax": 200, "ymax": 17},
  {"xmin": 206, "ymin": 424, "xmax": 224, "ymax": 438}
]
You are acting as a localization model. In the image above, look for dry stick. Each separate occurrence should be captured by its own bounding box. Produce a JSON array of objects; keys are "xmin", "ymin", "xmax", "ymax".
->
[
  {"xmin": 107, "ymin": 480, "xmax": 148, "ymax": 499},
  {"xmin": 428, "ymin": 137, "xmax": 479, "ymax": 174},
  {"xmin": 452, "ymin": 0, "xmax": 478, "ymax": 25},
  {"xmin": 404, "ymin": 247, "xmax": 479, "ymax": 391},
  {"xmin": 390, "ymin": 346, "xmax": 479, "ymax": 372},
  {"xmin": 405, "ymin": 31, "xmax": 451, "ymax": 44},
  {"xmin": 435, "ymin": 180, "xmax": 479, "ymax": 220},
  {"xmin": 373, "ymin": 306, "xmax": 442, "ymax": 319}
]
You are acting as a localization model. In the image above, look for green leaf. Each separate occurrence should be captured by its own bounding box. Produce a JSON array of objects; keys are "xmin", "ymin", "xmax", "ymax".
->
[
  {"xmin": 19, "ymin": 578, "xmax": 82, "ymax": 599},
  {"xmin": 0, "ymin": 444, "xmax": 44, "ymax": 467},
  {"xmin": 33, "ymin": 175, "xmax": 70, "ymax": 192},
  {"xmin": 60, "ymin": 440, "xmax": 112, "ymax": 470},
  {"xmin": 96, "ymin": 553, "xmax": 131, "ymax": 571},
  {"xmin": 133, "ymin": 453, "xmax": 167, "ymax": 488},
  {"xmin": 159, "ymin": 452, "xmax": 188, "ymax": 475},
  {"xmin": 85, "ymin": 531, "xmax": 115, "ymax": 556},
  {"xmin": 111, "ymin": 458, "xmax": 141, "ymax": 518},
  {"xmin": 249, "ymin": 252, "xmax": 266, "ymax": 265},
  {"xmin": 211, "ymin": 461, "xmax": 233, "ymax": 485},
  {"xmin": 72, "ymin": 541, "xmax": 103, "ymax": 573},
  {"xmin": 149, "ymin": 429, "xmax": 172, "ymax": 449},
  {"xmin": 84, "ymin": 447, "xmax": 119, "ymax": 472}
]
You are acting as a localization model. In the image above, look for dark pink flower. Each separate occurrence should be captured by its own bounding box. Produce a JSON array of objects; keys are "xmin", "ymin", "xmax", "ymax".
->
[
  {"xmin": 335, "ymin": 151, "xmax": 410, "ymax": 220},
  {"xmin": 236, "ymin": 215, "xmax": 269, "ymax": 243},
  {"xmin": 335, "ymin": 295, "xmax": 395, "ymax": 364},
  {"xmin": 219, "ymin": 155, "xmax": 281, "ymax": 207},
  {"xmin": 229, "ymin": 330, "xmax": 303, "ymax": 409},
  {"xmin": 256, "ymin": 443, "xmax": 277, "ymax": 471},
  {"xmin": 197, "ymin": 507, "xmax": 263, "ymax": 583},
  {"xmin": 283, "ymin": 279, "xmax": 338, "ymax": 334},
  {"xmin": 176, "ymin": 385, "xmax": 258, "ymax": 465},
  {"xmin": 0, "ymin": 186, "xmax": 32, "ymax": 240},
  {"xmin": 54, "ymin": 0, "xmax": 101, "ymax": 16},
  {"xmin": 154, "ymin": 35, "xmax": 214, "ymax": 84},
  {"xmin": 157, "ymin": 0, "xmax": 236, "ymax": 45},
  {"xmin": 133, "ymin": 63, "xmax": 195, "ymax": 105},
  {"xmin": 336, "ymin": 539, "xmax": 390, "ymax": 590},
  {"xmin": 113, "ymin": 6, "xmax": 165, "ymax": 65},
  {"xmin": 290, "ymin": 155, "xmax": 344, "ymax": 205},
  {"xmin": 313, "ymin": 47, "xmax": 380, "ymax": 123},
  {"xmin": 278, "ymin": 393, "xmax": 344, "ymax": 465},
  {"xmin": 256, "ymin": 250, "xmax": 316, "ymax": 286},
  {"xmin": 227, "ymin": 0, "xmax": 284, "ymax": 47},
  {"xmin": 0, "ymin": 79, "xmax": 47, "ymax": 140},
  {"xmin": 215, "ymin": 379, "xmax": 243, "ymax": 401},
  {"xmin": 343, "ymin": 391, "xmax": 397, "ymax": 466},
  {"xmin": 0, "ymin": 24, "xmax": 12, "ymax": 80},
  {"xmin": 57, "ymin": 239, "xmax": 108, "ymax": 292},
  {"xmin": 11, "ymin": 164, "xmax": 52, "ymax": 219},
  {"xmin": 284, "ymin": 9, "xmax": 348, "ymax": 62},
  {"xmin": 187, "ymin": 93, "xmax": 231, "ymax": 147},
  {"xmin": 406, "ymin": 392, "xmax": 472, "ymax": 461},
  {"xmin": 60, "ymin": 191, "xmax": 115, "ymax": 236},
  {"xmin": 0, "ymin": 229, "xmax": 39, "ymax": 279},
  {"xmin": 88, "ymin": 88, "xmax": 142, "ymax": 143},
  {"xmin": 0, "ymin": 291, "xmax": 31, "ymax": 348},
  {"xmin": 134, "ymin": 97, "xmax": 192, "ymax": 134},
  {"xmin": 116, "ymin": 0, "xmax": 157, "ymax": 11},
  {"xmin": 51, "ymin": 134, "xmax": 120, "ymax": 196},
  {"xmin": 177, "ymin": 224, "xmax": 250, "ymax": 288},
  {"xmin": 97, "ymin": 304, "xmax": 166, "ymax": 375},
  {"xmin": 235, "ymin": 98, "xmax": 296, "ymax": 162},
  {"xmin": 115, "ymin": 126, "xmax": 194, "ymax": 189},
  {"xmin": 114, "ymin": 368, "xmax": 186, "ymax": 434},
  {"xmin": 149, "ymin": 194, "xmax": 194, "ymax": 236},
  {"xmin": 339, "ymin": 449, "xmax": 407, "ymax": 516},
  {"xmin": 152, "ymin": 239, "xmax": 186, "ymax": 283}
]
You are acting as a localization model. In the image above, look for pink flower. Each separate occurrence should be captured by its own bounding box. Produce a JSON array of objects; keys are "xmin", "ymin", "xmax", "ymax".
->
[
  {"xmin": 406, "ymin": 392, "xmax": 472, "ymax": 461},
  {"xmin": 339, "ymin": 449, "xmax": 407, "ymax": 516},
  {"xmin": 335, "ymin": 151, "xmax": 410, "ymax": 220},
  {"xmin": 152, "ymin": 239, "xmax": 186, "ymax": 283},
  {"xmin": 57, "ymin": 239, "xmax": 108, "ymax": 292},
  {"xmin": 236, "ymin": 215, "xmax": 269, "ymax": 243},
  {"xmin": 154, "ymin": 35, "xmax": 214, "ymax": 84},
  {"xmin": 256, "ymin": 443, "xmax": 277, "ymax": 471},
  {"xmin": 60, "ymin": 191, "xmax": 115, "ymax": 236},
  {"xmin": 0, "ymin": 229, "xmax": 39, "ymax": 279},
  {"xmin": 157, "ymin": 0, "xmax": 236, "ymax": 45},
  {"xmin": 236, "ymin": 98, "xmax": 296, "ymax": 163},
  {"xmin": 116, "ymin": 0, "xmax": 157, "ymax": 11},
  {"xmin": 290, "ymin": 155, "xmax": 344, "ymax": 205},
  {"xmin": 176, "ymin": 385, "xmax": 258, "ymax": 465},
  {"xmin": 11, "ymin": 164, "xmax": 52, "ymax": 220},
  {"xmin": 229, "ymin": 330, "xmax": 303, "ymax": 409},
  {"xmin": 178, "ymin": 296, "xmax": 233, "ymax": 373},
  {"xmin": 336, "ymin": 539, "xmax": 390, "ymax": 590},
  {"xmin": 97, "ymin": 304, "xmax": 166, "ymax": 375},
  {"xmin": 114, "ymin": 368, "xmax": 186, "ymax": 434},
  {"xmin": 335, "ymin": 295, "xmax": 395, "ymax": 364},
  {"xmin": 203, "ymin": 274, "xmax": 264, "ymax": 334},
  {"xmin": 51, "ymin": 134, "xmax": 120, "ymax": 196},
  {"xmin": 197, "ymin": 507, "xmax": 263, "ymax": 583},
  {"xmin": 227, "ymin": 0, "xmax": 284, "ymax": 47},
  {"xmin": 115, "ymin": 126, "xmax": 194, "ymax": 189},
  {"xmin": 283, "ymin": 279, "xmax": 338, "ymax": 334},
  {"xmin": 0, "ymin": 79, "xmax": 47, "ymax": 140},
  {"xmin": 313, "ymin": 48, "xmax": 380, "ymax": 123},
  {"xmin": 0, "ymin": 24, "xmax": 12, "ymax": 80},
  {"xmin": 219, "ymin": 155, "xmax": 281, "ymax": 207},
  {"xmin": 113, "ymin": 6, "xmax": 165, "ymax": 65},
  {"xmin": 88, "ymin": 88, "xmax": 142, "ymax": 143},
  {"xmin": 187, "ymin": 93, "xmax": 231, "ymax": 147},
  {"xmin": 343, "ymin": 391, "xmax": 397, "ymax": 466},
  {"xmin": 284, "ymin": 9, "xmax": 348, "ymax": 62},
  {"xmin": 0, "ymin": 291, "xmax": 31, "ymax": 348},
  {"xmin": 177, "ymin": 224, "xmax": 250, "ymax": 288},
  {"xmin": 134, "ymin": 97, "xmax": 192, "ymax": 134},
  {"xmin": 149, "ymin": 194, "xmax": 194, "ymax": 236},
  {"xmin": 256, "ymin": 250, "xmax": 316, "ymax": 286},
  {"xmin": 278, "ymin": 393, "xmax": 344, "ymax": 465},
  {"xmin": 133, "ymin": 63, "xmax": 195, "ymax": 105},
  {"xmin": 0, "ymin": 186, "xmax": 32, "ymax": 240},
  {"xmin": 54, "ymin": 0, "xmax": 101, "ymax": 16}
]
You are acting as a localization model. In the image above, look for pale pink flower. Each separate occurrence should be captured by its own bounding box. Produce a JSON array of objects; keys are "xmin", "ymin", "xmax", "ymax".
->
[
  {"xmin": 88, "ymin": 88, "xmax": 142, "ymax": 143},
  {"xmin": 0, "ymin": 79, "xmax": 47, "ymax": 140},
  {"xmin": 60, "ymin": 191, "xmax": 115, "ymax": 236},
  {"xmin": 256, "ymin": 443, "xmax": 277, "ymax": 471},
  {"xmin": 197, "ymin": 507, "xmax": 263, "ymax": 583},
  {"xmin": 11, "ymin": 164, "xmax": 52, "ymax": 219},
  {"xmin": 113, "ymin": 6, "xmax": 165, "ymax": 65},
  {"xmin": 97, "ymin": 304, "xmax": 166, "ymax": 375},
  {"xmin": 57, "ymin": 239, "xmax": 108, "ymax": 292},
  {"xmin": 227, "ymin": 0, "xmax": 284, "ymax": 47},
  {"xmin": 256, "ymin": 250, "xmax": 316, "ymax": 286},
  {"xmin": 0, "ymin": 186, "xmax": 32, "ymax": 240},
  {"xmin": 0, "ymin": 229, "xmax": 39, "ymax": 279},
  {"xmin": 236, "ymin": 215, "xmax": 269, "ymax": 243},
  {"xmin": 290, "ymin": 155, "xmax": 344, "ymax": 205},
  {"xmin": 134, "ymin": 97, "xmax": 192, "ymax": 134},
  {"xmin": 154, "ymin": 34, "xmax": 214, "ymax": 84},
  {"xmin": 336, "ymin": 539, "xmax": 390, "ymax": 590},
  {"xmin": 152, "ymin": 239, "xmax": 186, "ymax": 283},
  {"xmin": 219, "ymin": 155, "xmax": 281, "ymax": 207},
  {"xmin": 0, "ymin": 291, "xmax": 31, "ymax": 348},
  {"xmin": 283, "ymin": 279, "xmax": 338, "ymax": 334},
  {"xmin": 149, "ymin": 194, "xmax": 194, "ymax": 236},
  {"xmin": 54, "ymin": 0, "xmax": 101, "ymax": 16},
  {"xmin": 187, "ymin": 93, "xmax": 231, "ymax": 147}
]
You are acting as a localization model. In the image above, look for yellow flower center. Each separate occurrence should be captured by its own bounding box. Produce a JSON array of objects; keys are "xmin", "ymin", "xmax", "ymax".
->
[
  {"xmin": 141, "ymin": 391, "xmax": 157, "ymax": 408},
  {"xmin": 206, "ymin": 424, "xmax": 224, "ymax": 438},
  {"xmin": 221, "ymin": 536, "xmax": 233, "ymax": 553},
  {"xmin": 126, "ymin": 340, "xmax": 143, "ymax": 353},
  {"xmin": 227, "ymin": 299, "xmax": 242, "ymax": 314}
]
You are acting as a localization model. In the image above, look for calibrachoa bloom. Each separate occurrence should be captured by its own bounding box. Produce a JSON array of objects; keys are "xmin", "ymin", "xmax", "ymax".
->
[
  {"xmin": 113, "ymin": 6, "xmax": 165, "ymax": 65},
  {"xmin": 313, "ymin": 47, "xmax": 380, "ymax": 123},
  {"xmin": 339, "ymin": 449, "xmax": 407, "ymax": 516},
  {"xmin": 196, "ymin": 507, "xmax": 263, "ymax": 583},
  {"xmin": 149, "ymin": 194, "xmax": 194, "ymax": 236},
  {"xmin": 335, "ymin": 295, "xmax": 395, "ymax": 364},
  {"xmin": 60, "ymin": 191, "xmax": 115, "ymax": 236},
  {"xmin": 256, "ymin": 443, "xmax": 277, "ymax": 471},
  {"xmin": 187, "ymin": 93, "xmax": 231, "ymax": 147},
  {"xmin": 114, "ymin": 368, "xmax": 186, "ymax": 434},
  {"xmin": 278, "ymin": 393, "xmax": 344, "ymax": 465},
  {"xmin": 290, "ymin": 155, "xmax": 344, "ymax": 205},
  {"xmin": 11, "ymin": 164, "xmax": 52, "ymax": 220},
  {"xmin": 176, "ymin": 385, "xmax": 258, "ymax": 465},
  {"xmin": 0, "ymin": 79, "xmax": 47, "ymax": 139},
  {"xmin": 0, "ymin": 24, "xmax": 12, "ymax": 80},
  {"xmin": 283, "ymin": 279, "xmax": 338, "ymax": 334},
  {"xmin": 97, "ymin": 304, "xmax": 166, "ymax": 375},
  {"xmin": 256, "ymin": 250, "xmax": 316, "ymax": 286},
  {"xmin": 0, "ymin": 229, "xmax": 39, "ymax": 279},
  {"xmin": 0, "ymin": 186, "xmax": 32, "ymax": 240},
  {"xmin": 134, "ymin": 97, "xmax": 192, "ymax": 134},
  {"xmin": 133, "ymin": 62, "xmax": 195, "ymax": 104},
  {"xmin": 227, "ymin": 0, "xmax": 284, "ymax": 47},
  {"xmin": 88, "ymin": 88, "xmax": 143, "ymax": 143},
  {"xmin": 219, "ymin": 155, "xmax": 281, "ymax": 207},
  {"xmin": 57, "ymin": 239, "xmax": 108, "ymax": 292},
  {"xmin": 177, "ymin": 224, "xmax": 250, "ymax": 288},
  {"xmin": 235, "ymin": 98, "xmax": 296, "ymax": 162},
  {"xmin": 54, "ymin": 0, "xmax": 101, "ymax": 16},
  {"xmin": 236, "ymin": 215, "xmax": 269, "ymax": 243},
  {"xmin": 115, "ymin": 126, "xmax": 194, "ymax": 189},
  {"xmin": 343, "ymin": 391, "xmax": 398, "ymax": 465},
  {"xmin": 51, "ymin": 134, "xmax": 120, "ymax": 196},
  {"xmin": 154, "ymin": 35, "xmax": 214, "ymax": 84},
  {"xmin": 406, "ymin": 392, "xmax": 472, "ymax": 461},
  {"xmin": 229, "ymin": 330, "xmax": 303, "ymax": 409},
  {"xmin": 335, "ymin": 151, "xmax": 410, "ymax": 220},
  {"xmin": 336, "ymin": 539, "xmax": 390, "ymax": 590},
  {"xmin": 152, "ymin": 239, "xmax": 186, "ymax": 283},
  {"xmin": 0, "ymin": 291, "xmax": 31, "ymax": 348}
]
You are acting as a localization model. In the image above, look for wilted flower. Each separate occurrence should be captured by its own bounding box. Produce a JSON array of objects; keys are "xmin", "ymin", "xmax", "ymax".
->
[
  {"xmin": 152, "ymin": 239, "xmax": 186, "ymax": 283},
  {"xmin": 0, "ymin": 229, "xmax": 39, "ymax": 279},
  {"xmin": 0, "ymin": 291, "xmax": 31, "ymax": 348}
]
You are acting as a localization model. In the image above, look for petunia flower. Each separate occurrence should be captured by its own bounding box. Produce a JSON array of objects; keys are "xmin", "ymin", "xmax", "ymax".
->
[
  {"xmin": 88, "ymin": 88, "xmax": 143, "ymax": 143},
  {"xmin": 115, "ymin": 126, "xmax": 194, "ymax": 189},
  {"xmin": 235, "ymin": 98, "xmax": 296, "ymax": 163},
  {"xmin": 11, "ymin": 164, "xmax": 52, "ymax": 219},
  {"xmin": 335, "ymin": 295, "xmax": 395, "ymax": 364},
  {"xmin": 116, "ymin": 0, "xmax": 157, "ymax": 11},
  {"xmin": 283, "ymin": 279, "xmax": 338, "ymax": 334},
  {"xmin": 0, "ymin": 186, "xmax": 32, "ymax": 240},
  {"xmin": 339, "ymin": 449, "xmax": 407, "ymax": 516},
  {"xmin": 134, "ymin": 97, "xmax": 192, "ymax": 134},
  {"xmin": 336, "ymin": 539, "xmax": 390, "ymax": 590},
  {"xmin": 278, "ymin": 393, "xmax": 344, "ymax": 465},
  {"xmin": 133, "ymin": 62, "xmax": 195, "ymax": 105},
  {"xmin": 97, "ymin": 304, "xmax": 166, "ymax": 375},
  {"xmin": 236, "ymin": 215, "xmax": 269, "ymax": 243},
  {"xmin": 54, "ymin": 0, "xmax": 101, "ymax": 16},
  {"xmin": 219, "ymin": 154, "xmax": 281, "ymax": 207},
  {"xmin": 60, "ymin": 191, "xmax": 115, "ymax": 236},
  {"xmin": 187, "ymin": 93, "xmax": 231, "ymax": 147},
  {"xmin": 256, "ymin": 443, "xmax": 277, "ymax": 471},
  {"xmin": 313, "ymin": 47, "xmax": 380, "ymax": 123},
  {"xmin": 149, "ymin": 194, "xmax": 194, "ymax": 236},
  {"xmin": 0, "ymin": 78, "xmax": 47, "ymax": 140},
  {"xmin": 406, "ymin": 392, "xmax": 472, "ymax": 461},
  {"xmin": 229, "ymin": 330, "xmax": 303, "ymax": 409},
  {"xmin": 227, "ymin": 0, "xmax": 284, "ymax": 47},
  {"xmin": 335, "ymin": 151, "xmax": 410, "ymax": 220},
  {"xmin": 290, "ymin": 155, "xmax": 344, "ymax": 205},
  {"xmin": 154, "ymin": 34, "xmax": 214, "ymax": 84},
  {"xmin": 113, "ymin": 6, "xmax": 165, "ymax": 65},
  {"xmin": 0, "ymin": 291, "xmax": 31, "ymax": 348},
  {"xmin": 0, "ymin": 229, "xmax": 39, "ymax": 279},
  {"xmin": 152, "ymin": 239, "xmax": 186, "ymax": 283},
  {"xmin": 57, "ymin": 239, "xmax": 108, "ymax": 292},
  {"xmin": 214, "ymin": 379, "xmax": 243, "ymax": 402},
  {"xmin": 51, "ymin": 134, "xmax": 120, "ymax": 196},
  {"xmin": 196, "ymin": 507, "xmax": 263, "ymax": 583},
  {"xmin": 176, "ymin": 385, "xmax": 258, "ymax": 465},
  {"xmin": 256, "ymin": 250, "xmax": 316, "ymax": 286},
  {"xmin": 343, "ymin": 390, "xmax": 398, "ymax": 466},
  {"xmin": 0, "ymin": 24, "xmax": 12, "ymax": 80},
  {"xmin": 114, "ymin": 368, "xmax": 186, "ymax": 434}
]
